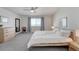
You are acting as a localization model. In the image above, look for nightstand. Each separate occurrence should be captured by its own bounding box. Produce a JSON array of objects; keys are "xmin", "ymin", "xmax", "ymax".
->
[{"xmin": 69, "ymin": 41, "xmax": 79, "ymax": 51}]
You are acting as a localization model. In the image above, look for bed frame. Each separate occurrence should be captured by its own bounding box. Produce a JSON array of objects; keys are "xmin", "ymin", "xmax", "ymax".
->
[{"xmin": 28, "ymin": 31, "xmax": 74, "ymax": 50}]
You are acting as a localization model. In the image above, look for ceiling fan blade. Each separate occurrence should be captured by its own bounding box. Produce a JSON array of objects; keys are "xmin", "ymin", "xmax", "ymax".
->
[
  {"xmin": 34, "ymin": 7, "xmax": 38, "ymax": 10},
  {"xmin": 24, "ymin": 9, "xmax": 30, "ymax": 11},
  {"xmin": 31, "ymin": 7, "xmax": 38, "ymax": 10},
  {"xmin": 24, "ymin": 7, "xmax": 38, "ymax": 12}
]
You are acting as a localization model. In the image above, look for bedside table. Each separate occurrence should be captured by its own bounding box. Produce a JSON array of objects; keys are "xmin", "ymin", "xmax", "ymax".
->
[{"xmin": 69, "ymin": 41, "xmax": 79, "ymax": 51}]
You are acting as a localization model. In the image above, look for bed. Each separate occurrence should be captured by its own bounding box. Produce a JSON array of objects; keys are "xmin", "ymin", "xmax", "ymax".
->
[{"xmin": 27, "ymin": 30, "xmax": 72, "ymax": 48}]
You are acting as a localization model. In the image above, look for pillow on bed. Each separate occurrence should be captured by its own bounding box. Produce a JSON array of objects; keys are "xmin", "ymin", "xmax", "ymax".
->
[
  {"xmin": 60, "ymin": 30, "xmax": 71, "ymax": 37},
  {"xmin": 52, "ymin": 28, "xmax": 57, "ymax": 32},
  {"xmin": 52, "ymin": 28, "xmax": 61, "ymax": 35}
]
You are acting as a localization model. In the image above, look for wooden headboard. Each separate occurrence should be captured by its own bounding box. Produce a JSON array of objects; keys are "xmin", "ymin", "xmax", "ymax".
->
[
  {"xmin": 69, "ymin": 31, "xmax": 75, "ymax": 40},
  {"xmin": 69, "ymin": 30, "xmax": 79, "ymax": 41}
]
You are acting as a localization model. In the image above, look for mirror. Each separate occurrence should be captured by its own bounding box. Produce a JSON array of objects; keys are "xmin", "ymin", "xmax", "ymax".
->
[
  {"xmin": 0, "ymin": 16, "xmax": 8, "ymax": 27},
  {"xmin": 15, "ymin": 18, "xmax": 20, "ymax": 32},
  {"xmin": 1, "ymin": 16, "xmax": 8, "ymax": 23}
]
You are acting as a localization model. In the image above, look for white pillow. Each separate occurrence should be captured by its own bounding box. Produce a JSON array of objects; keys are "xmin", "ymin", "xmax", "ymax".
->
[{"xmin": 60, "ymin": 30, "xmax": 71, "ymax": 37}]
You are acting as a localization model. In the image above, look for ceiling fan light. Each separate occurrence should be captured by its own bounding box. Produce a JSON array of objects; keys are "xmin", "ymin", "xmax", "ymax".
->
[{"xmin": 30, "ymin": 10, "xmax": 34, "ymax": 13}]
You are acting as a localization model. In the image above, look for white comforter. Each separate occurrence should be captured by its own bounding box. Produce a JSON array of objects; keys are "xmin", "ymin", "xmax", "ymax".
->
[{"xmin": 27, "ymin": 31, "xmax": 72, "ymax": 48}]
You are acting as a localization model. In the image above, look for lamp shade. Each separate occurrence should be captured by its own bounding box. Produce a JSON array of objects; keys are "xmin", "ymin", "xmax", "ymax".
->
[{"xmin": 51, "ymin": 26, "xmax": 55, "ymax": 29}]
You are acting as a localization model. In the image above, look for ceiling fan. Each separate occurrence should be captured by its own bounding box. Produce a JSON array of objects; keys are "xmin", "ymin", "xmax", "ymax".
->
[{"xmin": 24, "ymin": 7, "xmax": 38, "ymax": 13}]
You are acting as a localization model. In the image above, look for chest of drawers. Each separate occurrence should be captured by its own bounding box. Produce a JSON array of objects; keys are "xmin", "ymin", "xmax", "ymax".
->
[{"xmin": 0, "ymin": 27, "xmax": 15, "ymax": 43}]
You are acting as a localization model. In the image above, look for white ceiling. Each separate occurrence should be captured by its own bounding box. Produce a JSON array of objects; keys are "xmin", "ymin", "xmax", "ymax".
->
[{"xmin": 4, "ymin": 7, "xmax": 58, "ymax": 16}]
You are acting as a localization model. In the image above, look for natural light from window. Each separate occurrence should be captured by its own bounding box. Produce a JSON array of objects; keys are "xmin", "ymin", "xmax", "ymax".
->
[
  {"xmin": 31, "ymin": 18, "xmax": 41, "ymax": 26},
  {"xmin": 62, "ymin": 17, "xmax": 67, "ymax": 28}
]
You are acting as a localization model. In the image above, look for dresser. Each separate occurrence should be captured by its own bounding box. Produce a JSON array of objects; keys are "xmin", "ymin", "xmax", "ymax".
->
[{"xmin": 0, "ymin": 27, "xmax": 15, "ymax": 43}]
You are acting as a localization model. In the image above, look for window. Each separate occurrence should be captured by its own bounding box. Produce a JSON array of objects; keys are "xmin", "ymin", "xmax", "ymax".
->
[
  {"xmin": 61, "ymin": 17, "xmax": 67, "ymax": 28},
  {"xmin": 31, "ymin": 17, "xmax": 41, "ymax": 26}
]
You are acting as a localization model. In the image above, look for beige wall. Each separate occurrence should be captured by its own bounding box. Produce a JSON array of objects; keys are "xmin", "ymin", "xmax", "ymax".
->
[
  {"xmin": 20, "ymin": 16, "xmax": 28, "ymax": 31},
  {"xmin": 20, "ymin": 15, "xmax": 53, "ymax": 32},
  {"xmin": 53, "ymin": 7, "xmax": 79, "ymax": 30},
  {"xmin": 44, "ymin": 15, "xmax": 53, "ymax": 30}
]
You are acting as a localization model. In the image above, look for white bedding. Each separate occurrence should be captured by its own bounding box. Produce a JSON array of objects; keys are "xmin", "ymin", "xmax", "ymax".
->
[{"xmin": 27, "ymin": 31, "xmax": 72, "ymax": 48}]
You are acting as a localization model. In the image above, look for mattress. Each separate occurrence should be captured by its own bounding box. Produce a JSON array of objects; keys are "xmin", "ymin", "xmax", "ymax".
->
[{"xmin": 27, "ymin": 31, "xmax": 72, "ymax": 48}]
